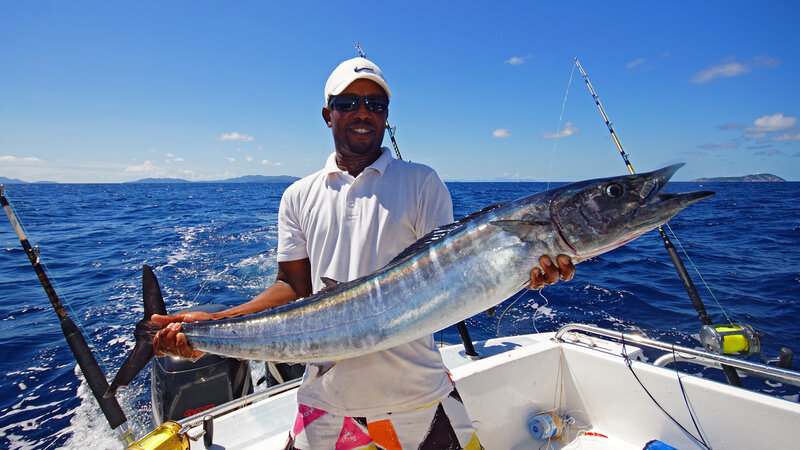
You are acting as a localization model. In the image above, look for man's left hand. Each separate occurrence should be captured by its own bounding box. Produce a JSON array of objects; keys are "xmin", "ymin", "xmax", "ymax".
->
[{"xmin": 527, "ymin": 255, "xmax": 575, "ymax": 289}]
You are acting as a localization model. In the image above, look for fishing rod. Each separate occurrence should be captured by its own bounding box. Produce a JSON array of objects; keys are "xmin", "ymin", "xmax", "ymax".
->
[
  {"xmin": 0, "ymin": 185, "xmax": 134, "ymax": 446},
  {"xmin": 355, "ymin": 43, "xmax": 479, "ymax": 358},
  {"xmin": 572, "ymin": 58, "xmax": 751, "ymax": 386}
]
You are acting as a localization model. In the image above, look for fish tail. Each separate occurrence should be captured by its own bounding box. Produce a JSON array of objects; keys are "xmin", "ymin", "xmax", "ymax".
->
[{"xmin": 104, "ymin": 265, "xmax": 167, "ymax": 398}]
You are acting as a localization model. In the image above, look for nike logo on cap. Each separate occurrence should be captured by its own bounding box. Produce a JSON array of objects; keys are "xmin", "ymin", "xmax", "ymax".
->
[{"xmin": 354, "ymin": 66, "xmax": 375, "ymax": 74}]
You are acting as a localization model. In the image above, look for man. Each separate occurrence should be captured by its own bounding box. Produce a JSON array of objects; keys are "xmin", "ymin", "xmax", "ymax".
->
[{"xmin": 153, "ymin": 56, "xmax": 575, "ymax": 449}]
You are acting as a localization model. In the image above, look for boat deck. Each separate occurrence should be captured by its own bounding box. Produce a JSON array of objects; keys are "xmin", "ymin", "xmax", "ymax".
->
[{"xmin": 173, "ymin": 331, "xmax": 800, "ymax": 449}]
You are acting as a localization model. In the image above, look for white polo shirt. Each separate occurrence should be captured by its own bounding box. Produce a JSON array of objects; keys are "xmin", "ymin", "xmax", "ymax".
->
[{"xmin": 277, "ymin": 147, "xmax": 455, "ymax": 416}]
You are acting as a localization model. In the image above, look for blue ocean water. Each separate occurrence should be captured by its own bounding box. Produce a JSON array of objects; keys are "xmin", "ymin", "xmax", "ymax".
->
[{"xmin": 0, "ymin": 180, "xmax": 798, "ymax": 449}]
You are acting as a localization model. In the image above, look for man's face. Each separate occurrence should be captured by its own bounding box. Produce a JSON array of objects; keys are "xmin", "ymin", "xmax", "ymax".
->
[{"xmin": 323, "ymin": 79, "xmax": 388, "ymax": 155}]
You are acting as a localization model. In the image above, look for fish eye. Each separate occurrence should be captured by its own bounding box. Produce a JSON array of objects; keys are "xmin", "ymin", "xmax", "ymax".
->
[{"xmin": 605, "ymin": 183, "xmax": 624, "ymax": 198}]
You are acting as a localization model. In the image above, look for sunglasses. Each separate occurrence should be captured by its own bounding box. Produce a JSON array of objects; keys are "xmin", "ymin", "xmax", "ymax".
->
[{"xmin": 328, "ymin": 94, "xmax": 389, "ymax": 113}]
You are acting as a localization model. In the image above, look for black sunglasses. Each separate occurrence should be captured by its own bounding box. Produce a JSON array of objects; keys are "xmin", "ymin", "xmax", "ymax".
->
[{"xmin": 328, "ymin": 94, "xmax": 389, "ymax": 113}]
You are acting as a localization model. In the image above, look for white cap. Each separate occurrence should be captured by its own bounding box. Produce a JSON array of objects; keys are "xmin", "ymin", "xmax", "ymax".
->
[{"xmin": 324, "ymin": 57, "xmax": 391, "ymax": 104}]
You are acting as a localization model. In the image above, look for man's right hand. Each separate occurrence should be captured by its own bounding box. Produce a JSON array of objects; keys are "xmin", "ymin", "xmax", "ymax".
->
[
  {"xmin": 150, "ymin": 258, "xmax": 313, "ymax": 360},
  {"xmin": 151, "ymin": 312, "xmax": 211, "ymax": 360}
]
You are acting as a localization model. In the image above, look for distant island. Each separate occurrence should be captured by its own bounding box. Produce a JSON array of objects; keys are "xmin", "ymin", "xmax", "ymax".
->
[
  {"xmin": 690, "ymin": 173, "xmax": 785, "ymax": 182},
  {"xmin": 128, "ymin": 175, "xmax": 301, "ymax": 184},
  {"xmin": 1, "ymin": 175, "xmax": 300, "ymax": 184}
]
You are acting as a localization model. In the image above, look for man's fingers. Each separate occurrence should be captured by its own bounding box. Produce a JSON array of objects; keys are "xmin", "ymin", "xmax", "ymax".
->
[
  {"xmin": 557, "ymin": 254, "xmax": 575, "ymax": 281},
  {"xmin": 539, "ymin": 255, "xmax": 560, "ymax": 285},
  {"xmin": 527, "ymin": 267, "xmax": 545, "ymax": 289},
  {"xmin": 527, "ymin": 255, "xmax": 575, "ymax": 289}
]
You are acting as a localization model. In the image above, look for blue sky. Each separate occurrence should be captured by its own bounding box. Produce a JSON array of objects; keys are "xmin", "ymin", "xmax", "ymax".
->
[{"xmin": 1, "ymin": 1, "xmax": 798, "ymax": 183}]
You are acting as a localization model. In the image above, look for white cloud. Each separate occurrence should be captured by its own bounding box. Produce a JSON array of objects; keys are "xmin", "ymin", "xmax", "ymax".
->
[
  {"xmin": 691, "ymin": 61, "xmax": 748, "ymax": 83},
  {"xmin": 124, "ymin": 160, "xmax": 161, "ymax": 173},
  {"xmin": 626, "ymin": 58, "xmax": 646, "ymax": 69},
  {"xmin": 542, "ymin": 122, "xmax": 579, "ymax": 139},
  {"xmin": 0, "ymin": 155, "xmax": 43, "ymax": 164},
  {"xmin": 772, "ymin": 133, "xmax": 800, "ymax": 142},
  {"xmin": 723, "ymin": 112, "xmax": 800, "ymax": 142},
  {"xmin": 245, "ymin": 156, "xmax": 254, "ymax": 162},
  {"xmin": 698, "ymin": 143, "xmax": 739, "ymax": 150},
  {"xmin": 225, "ymin": 157, "xmax": 236, "ymax": 162},
  {"xmin": 165, "ymin": 153, "xmax": 184, "ymax": 163},
  {"xmin": 492, "ymin": 129, "xmax": 510, "ymax": 138},
  {"xmin": 261, "ymin": 159, "xmax": 282, "ymax": 166},
  {"xmin": 690, "ymin": 56, "xmax": 780, "ymax": 84},
  {"xmin": 750, "ymin": 113, "xmax": 796, "ymax": 133},
  {"xmin": 218, "ymin": 132, "xmax": 254, "ymax": 142},
  {"xmin": 503, "ymin": 55, "xmax": 530, "ymax": 66}
]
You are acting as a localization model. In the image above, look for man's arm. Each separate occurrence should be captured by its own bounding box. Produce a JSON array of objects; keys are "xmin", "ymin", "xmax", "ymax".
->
[{"xmin": 152, "ymin": 258, "xmax": 312, "ymax": 359}]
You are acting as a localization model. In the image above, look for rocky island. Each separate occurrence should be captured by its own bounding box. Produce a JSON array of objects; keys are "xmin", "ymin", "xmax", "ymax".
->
[{"xmin": 691, "ymin": 173, "xmax": 785, "ymax": 182}]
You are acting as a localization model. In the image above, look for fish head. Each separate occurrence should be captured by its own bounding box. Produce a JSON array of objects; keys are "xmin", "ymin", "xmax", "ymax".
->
[{"xmin": 549, "ymin": 164, "xmax": 713, "ymax": 260}]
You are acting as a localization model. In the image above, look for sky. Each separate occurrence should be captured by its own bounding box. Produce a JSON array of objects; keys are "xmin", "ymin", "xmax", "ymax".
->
[{"xmin": 1, "ymin": 1, "xmax": 799, "ymax": 183}]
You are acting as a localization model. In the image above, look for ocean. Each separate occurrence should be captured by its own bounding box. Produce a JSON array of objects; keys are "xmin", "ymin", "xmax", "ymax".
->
[{"xmin": 1, "ymin": 180, "xmax": 798, "ymax": 449}]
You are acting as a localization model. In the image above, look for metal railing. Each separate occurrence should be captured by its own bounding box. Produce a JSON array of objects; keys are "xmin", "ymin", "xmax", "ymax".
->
[
  {"xmin": 555, "ymin": 323, "xmax": 800, "ymax": 388},
  {"xmin": 177, "ymin": 379, "xmax": 302, "ymax": 429}
]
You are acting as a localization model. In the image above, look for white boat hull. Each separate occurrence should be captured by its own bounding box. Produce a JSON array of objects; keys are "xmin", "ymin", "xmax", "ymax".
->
[{"xmin": 163, "ymin": 329, "xmax": 799, "ymax": 449}]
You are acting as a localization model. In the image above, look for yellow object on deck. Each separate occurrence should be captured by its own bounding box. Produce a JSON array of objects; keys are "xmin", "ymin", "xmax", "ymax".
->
[{"xmin": 127, "ymin": 421, "xmax": 189, "ymax": 450}]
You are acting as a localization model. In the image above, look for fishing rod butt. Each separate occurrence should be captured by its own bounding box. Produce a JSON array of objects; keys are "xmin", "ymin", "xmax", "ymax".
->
[{"xmin": 61, "ymin": 316, "xmax": 128, "ymax": 429}]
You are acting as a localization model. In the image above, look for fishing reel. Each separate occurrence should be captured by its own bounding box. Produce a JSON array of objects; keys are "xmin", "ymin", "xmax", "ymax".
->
[
  {"xmin": 699, "ymin": 323, "xmax": 794, "ymax": 370},
  {"xmin": 699, "ymin": 323, "xmax": 760, "ymax": 356}
]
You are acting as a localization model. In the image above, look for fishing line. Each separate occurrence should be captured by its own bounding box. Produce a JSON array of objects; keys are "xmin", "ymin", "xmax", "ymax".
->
[
  {"xmin": 532, "ymin": 289, "xmax": 550, "ymax": 334},
  {"xmin": 495, "ymin": 283, "xmax": 529, "ymax": 337},
  {"xmin": 2, "ymin": 187, "xmax": 146, "ymax": 435},
  {"xmin": 545, "ymin": 63, "xmax": 576, "ymax": 191},
  {"xmin": 3, "ymin": 194, "xmax": 111, "ymax": 372},
  {"xmin": 620, "ymin": 335, "xmax": 711, "ymax": 449},
  {"xmin": 672, "ymin": 344, "xmax": 710, "ymax": 448},
  {"xmin": 665, "ymin": 224, "xmax": 733, "ymax": 325}
]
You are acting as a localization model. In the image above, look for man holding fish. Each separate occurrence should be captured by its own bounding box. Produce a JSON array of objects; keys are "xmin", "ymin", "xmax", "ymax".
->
[{"xmin": 151, "ymin": 56, "xmax": 575, "ymax": 449}]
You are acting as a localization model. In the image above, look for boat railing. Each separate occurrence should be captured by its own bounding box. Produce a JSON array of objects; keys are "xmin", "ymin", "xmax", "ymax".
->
[
  {"xmin": 177, "ymin": 378, "xmax": 302, "ymax": 429},
  {"xmin": 555, "ymin": 323, "xmax": 800, "ymax": 388}
]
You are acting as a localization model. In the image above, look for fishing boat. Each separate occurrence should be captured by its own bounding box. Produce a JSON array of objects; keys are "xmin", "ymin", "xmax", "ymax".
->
[
  {"xmin": 126, "ymin": 321, "xmax": 800, "ymax": 449},
  {"xmin": 3, "ymin": 57, "xmax": 797, "ymax": 449}
]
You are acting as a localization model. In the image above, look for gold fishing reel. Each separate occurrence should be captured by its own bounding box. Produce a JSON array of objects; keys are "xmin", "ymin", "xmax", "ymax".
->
[
  {"xmin": 127, "ymin": 422, "xmax": 189, "ymax": 450},
  {"xmin": 699, "ymin": 323, "xmax": 760, "ymax": 356}
]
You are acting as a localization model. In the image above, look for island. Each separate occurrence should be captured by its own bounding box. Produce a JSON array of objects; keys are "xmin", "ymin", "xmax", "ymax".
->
[{"xmin": 690, "ymin": 173, "xmax": 785, "ymax": 182}]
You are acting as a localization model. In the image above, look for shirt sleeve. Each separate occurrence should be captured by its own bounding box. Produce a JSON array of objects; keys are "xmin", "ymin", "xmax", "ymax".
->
[
  {"xmin": 276, "ymin": 185, "xmax": 309, "ymax": 262},
  {"xmin": 415, "ymin": 170, "xmax": 454, "ymax": 237}
]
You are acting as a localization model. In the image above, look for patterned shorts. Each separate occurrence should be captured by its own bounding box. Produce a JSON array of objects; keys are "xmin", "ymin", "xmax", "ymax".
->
[{"xmin": 284, "ymin": 389, "xmax": 482, "ymax": 450}]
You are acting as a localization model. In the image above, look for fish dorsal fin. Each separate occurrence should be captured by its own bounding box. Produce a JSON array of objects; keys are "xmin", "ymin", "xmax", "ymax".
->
[
  {"xmin": 388, "ymin": 201, "xmax": 509, "ymax": 265},
  {"xmin": 320, "ymin": 277, "xmax": 340, "ymax": 289},
  {"xmin": 490, "ymin": 219, "xmax": 552, "ymax": 242}
]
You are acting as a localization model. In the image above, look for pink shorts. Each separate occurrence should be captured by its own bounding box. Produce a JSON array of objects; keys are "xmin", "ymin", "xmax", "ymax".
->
[{"xmin": 284, "ymin": 389, "xmax": 482, "ymax": 450}]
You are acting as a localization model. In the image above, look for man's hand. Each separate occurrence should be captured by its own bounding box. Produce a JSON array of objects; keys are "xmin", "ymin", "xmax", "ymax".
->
[
  {"xmin": 151, "ymin": 311, "xmax": 212, "ymax": 360},
  {"xmin": 526, "ymin": 254, "xmax": 575, "ymax": 290}
]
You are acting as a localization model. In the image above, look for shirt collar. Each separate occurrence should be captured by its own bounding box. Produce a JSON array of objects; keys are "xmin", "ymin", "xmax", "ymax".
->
[{"xmin": 324, "ymin": 147, "xmax": 393, "ymax": 176}]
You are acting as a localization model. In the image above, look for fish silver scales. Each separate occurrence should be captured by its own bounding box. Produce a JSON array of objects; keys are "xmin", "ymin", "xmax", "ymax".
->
[{"xmin": 106, "ymin": 164, "xmax": 712, "ymax": 396}]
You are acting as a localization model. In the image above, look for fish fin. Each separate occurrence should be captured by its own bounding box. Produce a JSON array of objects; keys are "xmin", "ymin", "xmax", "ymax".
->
[
  {"xmin": 490, "ymin": 219, "xmax": 551, "ymax": 242},
  {"xmin": 388, "ymin": 201, "xmax": 510, "ymax": 265},
  {"xmin": 310, "ymin": 361, "xmax": 338, "ymax": 378},
  {"xmin": 320, "ymin": 277, "xmax": 340, "ymax": 289},
  {"xmin": 104, "ymin": 265, "xmax": 167, "ymax": 398},
  {"xmin": 143, "ymin": 264, "xmax": 167, "ymax": 316}
]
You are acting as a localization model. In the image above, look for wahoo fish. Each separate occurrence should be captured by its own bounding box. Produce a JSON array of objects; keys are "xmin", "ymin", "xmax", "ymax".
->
[{"xmin": 106, "ymin": 164, "xmax": 712, "ymax": 397}]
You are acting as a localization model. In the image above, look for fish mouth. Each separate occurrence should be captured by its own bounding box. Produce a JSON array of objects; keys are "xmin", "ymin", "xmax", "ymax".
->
[{"xmin": 636, "ymin": 164, "xmax": 714, "ymax": 227}]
